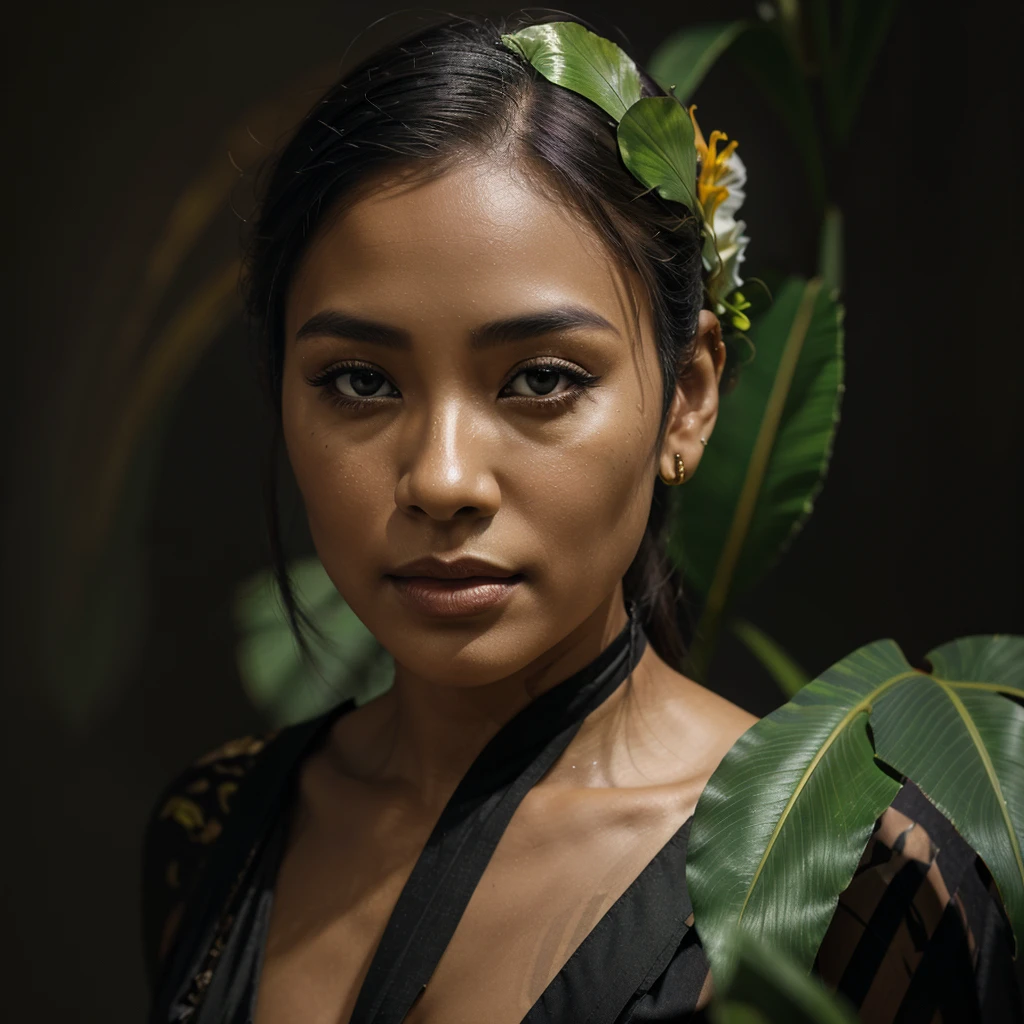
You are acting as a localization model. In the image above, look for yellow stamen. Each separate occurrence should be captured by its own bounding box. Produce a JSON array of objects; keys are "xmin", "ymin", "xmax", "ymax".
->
[{"xmin": 688, "ymin": 105, "xmax": 740, "ymax": 222}]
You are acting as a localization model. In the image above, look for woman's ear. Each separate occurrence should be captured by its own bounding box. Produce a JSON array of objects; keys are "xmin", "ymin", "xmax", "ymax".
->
[{"xmin": 657, "ymin": 310, "xmax": 726, "ymax": 483}]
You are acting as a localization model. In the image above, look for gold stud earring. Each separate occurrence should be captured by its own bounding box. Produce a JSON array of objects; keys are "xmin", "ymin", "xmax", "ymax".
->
[{"xmin": 659, "ymin": 452, "xmax": 686, "ymax": 486}]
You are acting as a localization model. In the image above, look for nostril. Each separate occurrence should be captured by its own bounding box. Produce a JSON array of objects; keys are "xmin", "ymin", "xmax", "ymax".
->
[{"xmin": 404, "ymin": 503, "xmax": 483, "ymax": 520}]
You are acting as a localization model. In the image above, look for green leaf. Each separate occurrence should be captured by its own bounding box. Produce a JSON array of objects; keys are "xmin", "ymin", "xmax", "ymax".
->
[
  {"xmin": 817, "ymin": 205, "xmax": 844, "ymax": 299},
  {"xmin": 687, "ymin": 634, "xmax": 1024, "ymax": 976},
  {"xmin": 728, "ymin": 24, "xmax": 827, "ymax": 212},
  {"xmin": 233, "ymin": 556, "xmax": 392, "ymax": 727},
  {"xmin": 647, "ymin": 22, "xmax": 749, "ymax": 103},
  {"xmin": 500, "ymin": 22, "xmax": 642, "ymax": 121},
  {"xmin": 732, "ymin": 618, "xmax": 810, "ymax": 699},
  {"xmin": 774, "ymin": 0, "xmax": 808, "ymax": 65},
  {"xmin": 832, "ymin": 0, "xmax": 901, "ymax": 145},
  {"xmin": 713, "ymin": 1008, "xmax": 770, "ymax": 1024},
  {"xmin": 617, "ymin": 96, "xmax": 698, "ymax": 210},
  {"xmin": 871, "ymin": 635, "xmax": 1024, "ymax": 953},
  {"xmin": 711, "ymin": 926, "xmax": 859, "ymax": 1024},
  {"xmin": 687, "ymin": 639, "xmax": 905, "ymax": 974},
  {"xmin": 672, "ymin": 278, "xmax": 844, "ymax": 674},
  {"xmin": 924, "ymin": 634, "xmax": 1024, "ymax": 702}
]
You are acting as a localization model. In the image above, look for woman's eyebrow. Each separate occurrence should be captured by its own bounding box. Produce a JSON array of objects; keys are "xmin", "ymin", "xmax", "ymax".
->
[
  {"xmin": 294, "ymin": 305, "xmax": 619, "ymax": 348},
  {"xmin": 470, "ymin": 306, "xmax": 620, "ymax": 347}
]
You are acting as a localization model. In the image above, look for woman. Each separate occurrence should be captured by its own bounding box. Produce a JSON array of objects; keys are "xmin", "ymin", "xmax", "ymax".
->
[{"xmin": 141, "ymin": 13, "xmax": 1021, "ymax": 1023}]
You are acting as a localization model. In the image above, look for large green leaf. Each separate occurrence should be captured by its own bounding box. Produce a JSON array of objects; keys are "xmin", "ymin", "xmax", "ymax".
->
[
  {"xmin": 671, "ymin": 278, "xmax": 844, "ymax": 672},
  {"xmin": 501, "ymin": 22, "xmax": 642, "ymax": 121},
  {"xmin": 617, "ymin": 96, "xmax": 698, "ymax": 210},
  {"xmin": 687, "ymin": 639, "xmax": 904, "ymax": 973},
  {"xmin": 687, "ymin": 635, "xmax": 1024, "ymax": 975},
  {"xmin": 233, "ymin": 556, "xmax": 392, "ymax": 726},
  {"xmin": 871, "ymin": 635, "xmax": 1024, "ymax": 953},
  {"xmin": 711, "ymin": 926, "xmax": 858, "ymax": 1024},
  {"xmin": 647, "ymin": 22, "xmax": 749, "ymax": 103}
]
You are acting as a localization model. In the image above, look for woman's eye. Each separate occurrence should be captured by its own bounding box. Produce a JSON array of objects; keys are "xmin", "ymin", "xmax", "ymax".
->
[
  {"xmin": 505, "ymin": 367, "xmax": 572, "ymax": 397},
  {"xmin": 334, "ymin": 369, "xmax": 397, "ymax": 399}
]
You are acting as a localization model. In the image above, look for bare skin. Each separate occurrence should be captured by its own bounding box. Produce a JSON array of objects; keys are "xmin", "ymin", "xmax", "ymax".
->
[{"xmin": 250, "ymin": 154, "xmax": 758, "ymax": 1024}]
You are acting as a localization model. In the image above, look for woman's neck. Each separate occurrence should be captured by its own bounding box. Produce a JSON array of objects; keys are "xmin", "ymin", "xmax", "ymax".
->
[{"xmin": 330, "ymin": 592, "xmax": 631, "ymax": 810}]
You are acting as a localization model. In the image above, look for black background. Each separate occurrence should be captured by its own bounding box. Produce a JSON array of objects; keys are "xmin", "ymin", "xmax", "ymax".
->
[{"xmin": 2, "ymin": 1, "xmax": 1021, "ymax": 1019}]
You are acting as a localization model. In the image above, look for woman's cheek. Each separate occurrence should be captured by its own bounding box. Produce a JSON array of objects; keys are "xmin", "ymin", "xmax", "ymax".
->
[
  {"xmin": 521, "ymin": 413, "xmax": 654, "ymax": 597},
  {"xmin": 295, "ymin": 441, "xmax": 393, "ymax": 590}
]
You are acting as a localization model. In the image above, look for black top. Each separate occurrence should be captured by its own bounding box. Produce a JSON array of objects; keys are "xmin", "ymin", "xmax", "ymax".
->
[{"xmin": 142, "ymin": 619, "xmax": 1022, "ymax": 1023}]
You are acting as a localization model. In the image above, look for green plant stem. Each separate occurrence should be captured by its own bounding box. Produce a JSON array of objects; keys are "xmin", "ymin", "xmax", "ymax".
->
[
  {"xmin": 732, "ymin": 618, "xmax": 810, "ymax": 698},
  {"xmin": 691, "ymin": 279, "xmax": 823, "ymax": 678}
]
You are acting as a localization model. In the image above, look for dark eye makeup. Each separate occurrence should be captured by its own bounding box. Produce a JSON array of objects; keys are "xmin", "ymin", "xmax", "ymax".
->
[{"xmin": 304, "ymin": 357, "xmax": 601, "ymax": 412}]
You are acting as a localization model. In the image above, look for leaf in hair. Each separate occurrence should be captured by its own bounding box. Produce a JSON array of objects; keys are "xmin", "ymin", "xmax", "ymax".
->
[
  {"xmin": 500, "ymin": 22, "xmax": 643, "ymax": 121},
  {"xmin": 616, "ymin": 96, "xmax": 698, "ymax": 211}
]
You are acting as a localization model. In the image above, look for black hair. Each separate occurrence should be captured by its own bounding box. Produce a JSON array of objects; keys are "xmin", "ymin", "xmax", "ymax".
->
[{"xmin": 243, "ymin": 10, "xmax": 711, "ymax": 674}]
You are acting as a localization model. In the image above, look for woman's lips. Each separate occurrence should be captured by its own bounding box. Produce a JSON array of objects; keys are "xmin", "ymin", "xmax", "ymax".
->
[{"xmin": 388, "ymin": 574, "xmax": 524, "ymax": 617}]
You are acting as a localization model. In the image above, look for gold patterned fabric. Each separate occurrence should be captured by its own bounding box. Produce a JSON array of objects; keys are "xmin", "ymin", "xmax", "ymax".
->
[{"xmin": 141, "ymin": 731, "xmax": 278, "ymax": 994}]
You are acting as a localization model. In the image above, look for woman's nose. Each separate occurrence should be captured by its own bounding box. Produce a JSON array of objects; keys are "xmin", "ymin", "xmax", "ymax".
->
[{"xmin": 394, "ymin": 402, "xmax": 501, "ymax": 522}]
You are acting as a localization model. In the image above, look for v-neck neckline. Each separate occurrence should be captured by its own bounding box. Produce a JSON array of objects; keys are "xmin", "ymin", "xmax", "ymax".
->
[
  {"xmin": 182, "ymin": 614, "xmax": 697, "ymax": 1024},
  {"xmin": 249, "ymin": 774, "xmax": 694, "ymax": 1024}
]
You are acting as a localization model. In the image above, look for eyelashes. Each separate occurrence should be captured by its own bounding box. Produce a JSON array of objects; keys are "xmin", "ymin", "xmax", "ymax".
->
[{"xmin": 304, "ymin": 358, "xmax": 601, "ymax": 413}]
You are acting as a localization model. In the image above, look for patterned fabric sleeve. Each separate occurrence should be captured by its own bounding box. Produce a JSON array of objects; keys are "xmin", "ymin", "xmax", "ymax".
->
[
  {"xmin": 140, "ymin": 731, "xmax": 279, "ymax": 993},
  {"xmin": 816, "ymin": 780, "xmax": 1023, "ymax": 1023}
]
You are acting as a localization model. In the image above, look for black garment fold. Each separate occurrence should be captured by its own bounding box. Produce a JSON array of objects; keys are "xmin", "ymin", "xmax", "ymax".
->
[
  {"xmin": 350, "ymin": 614, "xmax": 647, "ymax": 1024},
  {"xmin": 151, "ymin": 613, "xmax": 700, "ymax": 1024}
]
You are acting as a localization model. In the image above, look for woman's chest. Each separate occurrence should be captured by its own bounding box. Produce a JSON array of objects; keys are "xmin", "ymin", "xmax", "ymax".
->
[{"xmin": 251, "ymin": 784, "xmax": 692, "ymax": 1024}]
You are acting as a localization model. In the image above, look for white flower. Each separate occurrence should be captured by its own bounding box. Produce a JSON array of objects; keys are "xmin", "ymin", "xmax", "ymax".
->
[{"xmin": 690, "ymin": 107, "xmax": 752, "ymax": 329}]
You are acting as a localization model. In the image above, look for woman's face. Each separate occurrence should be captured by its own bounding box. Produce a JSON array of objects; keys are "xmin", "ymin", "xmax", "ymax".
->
[{"xmin": 282, "ymin": 156, "xmax": 712, "ymax": 687}]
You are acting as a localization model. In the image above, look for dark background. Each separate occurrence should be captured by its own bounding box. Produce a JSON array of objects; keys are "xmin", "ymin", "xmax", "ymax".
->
[{"xmin": 2, "ymin": 1, "xmax": 1021, "ymax": 1020}]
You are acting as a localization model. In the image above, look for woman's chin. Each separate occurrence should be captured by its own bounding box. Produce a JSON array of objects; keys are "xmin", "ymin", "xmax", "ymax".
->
[
  {"xmin": 353, "ymin": 578, "xmax": 620, "ymax": 690},
  {"xmin": 376, "ymin": 607, "xmax": 558, "ymax": 689},
  {"xmin": 386, "ymin": 629, "xmax": 539, "ymax": 688}
]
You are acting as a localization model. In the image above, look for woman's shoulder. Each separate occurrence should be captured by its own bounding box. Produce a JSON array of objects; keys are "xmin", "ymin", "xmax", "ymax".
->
[
  {"xmin": 639, "ymin": 647, "xmax": 759, "ymax": 751},
  {"xmin": 140, "ymin": 727, "xmax": 281, "ymax": 990},
  {"xmin": 146, "ymin": 729, "xmax": 281, "ymax": 846}
]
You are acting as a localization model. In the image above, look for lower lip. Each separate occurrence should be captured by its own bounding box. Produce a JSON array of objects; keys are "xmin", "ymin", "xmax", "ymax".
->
[{"xmin": 388, "ymin": 575, "xmax": 524, "ymax": 618}]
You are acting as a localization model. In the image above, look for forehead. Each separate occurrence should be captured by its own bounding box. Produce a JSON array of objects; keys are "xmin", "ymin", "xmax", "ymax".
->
[{"xmin": 285, "ymin": 157, "xmax": 646, "ymax": 338}]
